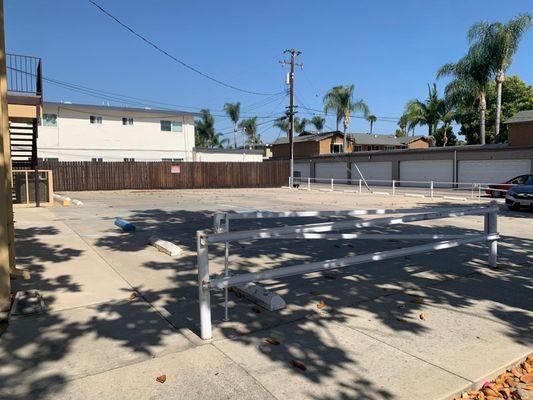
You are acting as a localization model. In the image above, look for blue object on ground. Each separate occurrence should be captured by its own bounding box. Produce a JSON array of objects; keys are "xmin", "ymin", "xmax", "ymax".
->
[{"xmin": 115, "ymin": 218, "xmax": 136, "ymax": 232}]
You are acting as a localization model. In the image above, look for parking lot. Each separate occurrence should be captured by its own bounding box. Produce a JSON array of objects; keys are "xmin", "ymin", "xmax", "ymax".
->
[{"xmin": 1, "ymin": 188, "xmax": 532, "ymax": 400}]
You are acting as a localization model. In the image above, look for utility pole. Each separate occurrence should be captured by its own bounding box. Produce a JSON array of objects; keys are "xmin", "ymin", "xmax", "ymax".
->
[
  {"xmin": 280, "ymin": 49, "xmax": 302, "ymax": 186},
  {"xmin": 0, "ymin": 0, "xmax": 12, "ymax": 320}
]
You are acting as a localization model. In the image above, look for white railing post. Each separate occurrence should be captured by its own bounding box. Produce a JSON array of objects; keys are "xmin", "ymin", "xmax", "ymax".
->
[
  {"xmin": 478, "ymin": 184, "xmax": 481, "ymax": 200},
  {"xmin": 358, "ymin": 179, "xmax": 362, "ymax": 193},
  {"xmin": 223, "ymin": 214, "xmax": 229, "ymax": 321},
  {"xmin": 331, "ymin": 178, "xmax": 334, "ymax": 191},
  {"xmin": 307, "ymin": 177, "xmax": 311, "ymax": 191},
  {"xmin": 197, "ymin": 231, "xmax": 212, "ymax": 340},
  {"xmin": 430, "ymin": 181, "xmax": 434, "ymax": 198},
  {"xmin": 486, "ymin": 202, "xmax": 498, "ymax": 268},
  {"xmin": 288, "ymin": 176, "xmax": 292, "ymax": 189},
  {"xmin": 392, "ymin": 180, "xmax": 396, "ymax": 196}
]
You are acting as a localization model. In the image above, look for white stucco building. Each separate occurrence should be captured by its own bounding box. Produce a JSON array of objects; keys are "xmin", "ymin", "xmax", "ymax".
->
[{"xmin": 38, "ymin": 102, "xmax": 198, "ymax": 161}]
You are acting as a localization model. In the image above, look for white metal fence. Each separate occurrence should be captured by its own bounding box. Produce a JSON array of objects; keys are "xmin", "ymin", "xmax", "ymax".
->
[
  {"xmin": 288, "ymin": 177, "xmax": 508, "ymax": 200},
  {"xmin": 197, "ymin": 203, "xmax": 499, "ymax": 340}
]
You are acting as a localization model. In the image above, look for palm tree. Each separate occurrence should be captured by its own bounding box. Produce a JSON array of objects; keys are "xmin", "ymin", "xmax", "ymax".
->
[
  {"xmin": 223, "ymin": 102, "xmax": 241, "ymax": 148},
  {"xmin": 467, "ymin": 13, "xmax": 531, "ymax": 141},
  {"xmin": 274, "ymin": 117, "xmax": 289, "ymax": 135},
  {"xmin": 323, "ymin": 85, "xmax": 369, "ymax": 152},
  {"xmin": 195, "ymin": 109, "xmax": 215, "ymax": 147},
  {"xmin": 367, "ymin": 115, "xmax": 377, "ymax": 134},
  {"xmin": 440, "ymin": 98, "xmax": 456, "ymax": 147},
  {"xmin": 212, "ymin": 133, "xmax": 230, "ymax": 149},
  {"xmin": 239, "ymin": 117, "xmax": 258, "ymax": 149},
  {"xmin": 437, "ymin": 45, "xmax": 492, "ymax": 145},
  {"xmin": 293, "ymin": 117, "xmax": 308, "ymax": 134},
  {"xmin": 401, "ymin": 83, "xmax": 443, "ymax": 137},
  {"xmin": 310, "ymin": 116, "xmax": 325, "ymax": 132}
]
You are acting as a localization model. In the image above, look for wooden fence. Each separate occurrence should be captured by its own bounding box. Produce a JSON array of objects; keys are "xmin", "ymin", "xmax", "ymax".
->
[{"xmin": 38, "ymin": 161, "xmax": 289, "ymax": 192}]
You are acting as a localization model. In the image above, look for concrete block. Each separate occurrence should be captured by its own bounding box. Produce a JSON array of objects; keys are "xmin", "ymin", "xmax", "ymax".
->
[
  {"xmin": 149, "ymin": 236, "xmax": 182, "ymax": 256},
  {"xmin": 233, "ymin": 282, "xmax": 286, "ymax": 311}
]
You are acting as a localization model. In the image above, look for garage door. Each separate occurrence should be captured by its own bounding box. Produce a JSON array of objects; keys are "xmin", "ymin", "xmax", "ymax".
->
[
  {"xmin": 315, "ymin": 162, "xmax": 348, "ymax": 182},
  {"xmin": 351, "ymin": 161, "xmax": 392, "ymax": 184},
  {"xmin": 400, "ymin": 160, "xmax": 453, "ymax": 187},
  {"xmin": 294, "ymin": 163, "xmax": 311, "ymax": 179},
  {"xmin": 458, "ymin": 159, "xmax": 532, "ymax": 184}
]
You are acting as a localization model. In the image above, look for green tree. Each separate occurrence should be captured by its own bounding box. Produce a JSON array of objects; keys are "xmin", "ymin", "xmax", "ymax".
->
[
  {"xmin": 434, "ymin": 126, "xmax": 458, "ymax": 147},
  {"xmin": 400, "ymin": 83, "xmax": 443, "ymax": 138},
  {"xmin": 437, "ymin": 45, "xmax": 493, "ymax": 145},
  {"xmin": 223, "ymin": 102, "xmax": 241, "ymax": 148},
  {"xmin": 467, "ymin": 13, "xmax": 532, "ymax": 141},
  {"xmin": 454, "ymin": 75, "xmax": 533, "ymax": 144},
  {"xmin": 310, "ymin": 115, "xmax": 325, "ymax": 132},
  {"xmin": 293, "ymin": 117, "xmax": 308, "ymax": 134},
  {"xmin": 195, "ymin": 109, "xmax": 229, "ymax": 148},
  {"xmin": 239, "ymin": 117, "xmax": 259, "ymax": 149},
  {"xmin": 274, "ymin": 117, "xmax": 289, "ymax": 135},
  {"xmin": 367, "ymin": 115, "xmax": 377, "ymax": 133},
  {"xmin": 195, "ymin": 109, "xmax": 215, "ymax": 147},
  {"xmin": 323, "ymin": 85, "xmax": 369, "ymax": 152}
]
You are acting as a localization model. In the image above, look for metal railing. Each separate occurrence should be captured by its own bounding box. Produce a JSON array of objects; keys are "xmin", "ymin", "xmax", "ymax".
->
[
  {"xmin": 288, "ymin": 177, "xmax": 509, "ymax": 200},
  {"xmin": 197, "ymin": 203, "xmax": 499, "ymax": 339},
  {"xmin": 6, "ymin": 53, "xmax": 42, "ymax": 95}
]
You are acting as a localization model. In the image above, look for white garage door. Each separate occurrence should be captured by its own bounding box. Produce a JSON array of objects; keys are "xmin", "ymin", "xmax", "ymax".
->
[
  {"xmin": 458, "ymin": 159, "xmax": 531, "ymax": 184},
  {"xmin": 294, "ymin": 163, "xmax": 311, "ymax": 179},
  {"xmin": 400, "ymin": 160, "xmax": 453, "ymax": 187},
  {"xmin": 315, "ymin": 162, "xmax": 348, "ymax": 182},
  {"xmin": 351, "ymin": 161, "xmax": 392, "ymax": 184}
]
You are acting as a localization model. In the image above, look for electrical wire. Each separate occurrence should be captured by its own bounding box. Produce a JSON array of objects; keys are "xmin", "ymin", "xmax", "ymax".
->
[{"xmin": 87, "ymin": 0, "xmax": 283, "ymax": 96}]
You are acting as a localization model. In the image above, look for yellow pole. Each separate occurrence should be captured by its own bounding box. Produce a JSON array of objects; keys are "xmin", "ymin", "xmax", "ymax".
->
[{"xmin": 0, "ymin": 0, "xmax": 13, "ymax": 318}]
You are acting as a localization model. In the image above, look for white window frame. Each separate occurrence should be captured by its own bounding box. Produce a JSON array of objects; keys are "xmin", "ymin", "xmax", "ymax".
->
[
  {"xmin": 42, "ymin": 113, "xmax": 58, "ymax": 127},
  {"xmin": 330, "ymin": 143, "xmax": 343, "ymax": 153},
  {"xmin": 161, "ymin": 120, "xmax": 183, "ymax": 132},
  {"xmin": 90, "ymin": 115, "xmax": 102, "ymax": 124}
]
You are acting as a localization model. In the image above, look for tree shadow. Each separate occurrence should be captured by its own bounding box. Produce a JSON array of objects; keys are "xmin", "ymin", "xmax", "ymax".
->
[{"xmin": 1, "ymin": 203, "xmax": 531, "ymax": 400}]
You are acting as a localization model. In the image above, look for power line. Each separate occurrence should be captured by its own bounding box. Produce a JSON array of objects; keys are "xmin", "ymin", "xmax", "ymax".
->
[
  {"xmin": 87, "ymin": 0, "xmax": 283, "ymax": 96},
  {"xmin": 7, "ymin": 66, "xmax": 286, "ymax": 119}
]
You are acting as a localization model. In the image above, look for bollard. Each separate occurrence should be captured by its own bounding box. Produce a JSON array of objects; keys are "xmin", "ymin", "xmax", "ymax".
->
[
  {"xmin": 392, "ymin": 180, "xmax": 396, "ymax": 196},
  {"xmin": 115, "ymin": 218, "xmax": 136, "ymax": 232},
  {"xmin": 331, "ymin": 178, "xmax": 334, "ymax": 191},
  {"xmin": 307, "ymin": 177, "xmax": 311, "ymax": 191},
  {"xmin": 430, "ymin": 181, "xmax": 434, "ymax": 198}
]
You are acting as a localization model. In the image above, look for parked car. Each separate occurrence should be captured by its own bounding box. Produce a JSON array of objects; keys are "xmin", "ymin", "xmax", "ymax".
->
[
  {"xmin": 485, "ymin": 174, "xmax": 533, "ymax": 197},
  {"xmin": 505, "ymin": 175, "xmax": 533, "ymax": 211}
]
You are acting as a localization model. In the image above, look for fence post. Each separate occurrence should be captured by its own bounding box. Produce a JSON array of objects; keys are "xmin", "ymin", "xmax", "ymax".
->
[
  {"xmin": 331, "ymin": 178, "xmax": 334, "ymax": 191},
  {"xmin": 478, "ymin": 184, "xmax": 481, "ymax": 200},
  {"xmin": 307, "ymin": 177, "xmax": 311, "ymax": 191},
  {"xmin": 430, "ymin": 181, "xmax": 434, "ymax": 198},
  {"xmin": 392, "ymin": 180, "xmax": 396, "ymax": 196},
  {"xmin": 197, "ymin": 231, "xmax": 212, "ymax": 340},
  {"xmin": 486, "ymin": 202, "xmax": 498, "ymax": 268},
  {"xmin": 288, "ymin": 176, "xmax": 292, "ymax": 189},
  {"xmin": 359, "ymin": 179, "xmax": 362, "ymax": 193},
  {"xmin": 223, "ymin": 214, "xmax": 229, "ymax": 321}
]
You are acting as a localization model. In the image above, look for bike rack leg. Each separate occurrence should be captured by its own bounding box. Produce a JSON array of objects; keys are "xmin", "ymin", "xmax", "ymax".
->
[
  {"xmin": 486, "ymin": 203, "xmax": 498, "ymax": 268},
  {"xmin": 223, "ymin": 215, "xmax": 229, "ymax": 321},
  {"xmin": 197, "ymin": 231, "xmax": 212, "ymax": 340}
]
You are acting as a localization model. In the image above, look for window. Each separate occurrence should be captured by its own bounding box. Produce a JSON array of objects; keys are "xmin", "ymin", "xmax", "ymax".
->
[
  {"xmin": 122, "ymin": 117, "xmax": 134, "ymax": 126},
  {"xmin": 91, "ymin": 158, "xmax": 103, "ymax": 162},
  {"xmin": 385, "ymin": 146, "xmax": 396, "ymax": 150},
  {"xmin": 330, "ymin": 143, "xmax": 343, "ymax": 153},
  {"xmin": 90, "ymin": 115, "xmax": 102, "ymax": 124},
  {"xmin": 42, "ymin": 113, "xmax": 57, "ymax": 127},
  {"xmin": 161, "ymin": 120, "xmax": 183, "ymax": 132},
  {"xmin": 355, "ymin": 145, "xmax": 363, "ymax": 152},
  {"xmin": 123, "ymin": 158, "xmax": 135, "ymax": 162}
]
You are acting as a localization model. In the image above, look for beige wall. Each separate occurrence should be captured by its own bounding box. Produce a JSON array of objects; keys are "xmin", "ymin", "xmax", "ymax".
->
[
  {"xmin": 38, "ymin": 104, "xmax": 195, "ymax": 161},
  {"xmin": 193, "ymin": 151, "xmax": 263, "ymax": 162}
]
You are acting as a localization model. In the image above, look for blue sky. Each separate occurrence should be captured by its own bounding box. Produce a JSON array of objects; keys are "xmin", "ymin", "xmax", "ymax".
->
[{"xmin": 5, "ymin": 0, "xmax": 533, "ymax": 143}]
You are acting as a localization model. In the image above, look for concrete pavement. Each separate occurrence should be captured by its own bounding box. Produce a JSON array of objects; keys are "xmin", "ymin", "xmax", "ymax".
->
[{"xmin": 1, "ymin": 188, "xmax": 531, "ymax": 399}]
